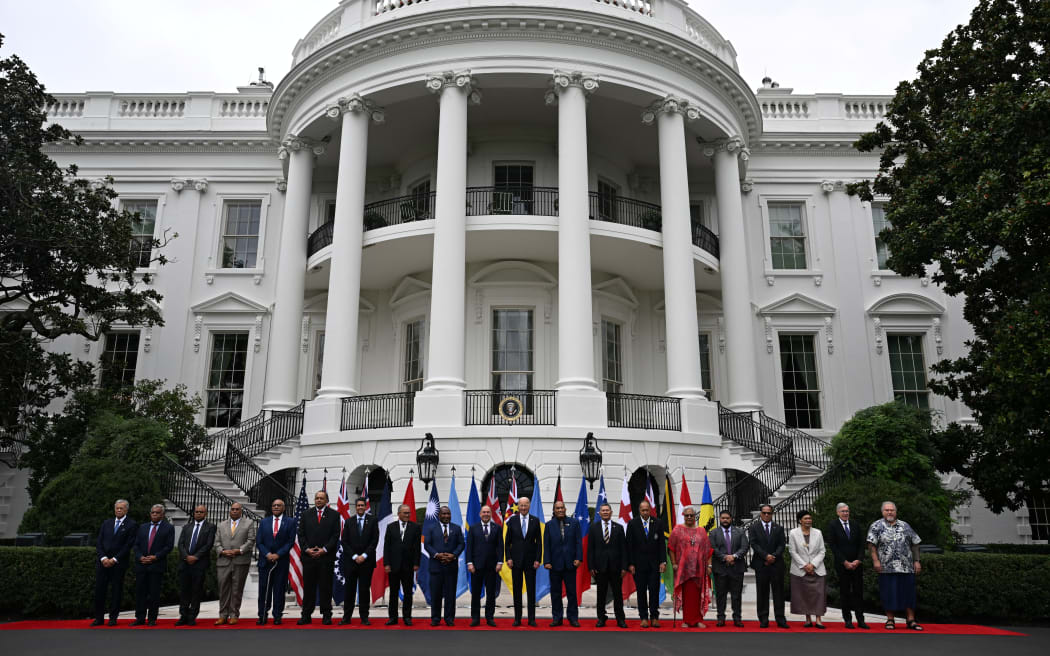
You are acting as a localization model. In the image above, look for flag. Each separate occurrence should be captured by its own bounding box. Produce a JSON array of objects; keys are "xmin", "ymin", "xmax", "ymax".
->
[
  {"xmin": 288, "ymin": 476, "xmax": 309, "ymax": 606},
  {"xmin": 370, "ymin": 479, "xmax": 394, "ymax": 602},
  {"xmin": 362, "ymin": 472, "xmax": 371, "ymax": 513},
  {"xmin": 677, "ymin": 472, "xmax": 693, "ymax": 526},
  {"xmin": 555, "ymin": 472, "xmax": 564, "ymax": 504},
  {"xmin": 333, "ymin": 475, "xmax": 351, "ymax": 605},
  {"xmin": 322, "ymin": 472, "xmax": 328, "ymax": 492},
  {"xmin": 660, "ymin": 474, "xmax": 677, "ymax": 604},
  {"xmin": 616, "ymin": 473, "xmax": 636, "ymax": 601},
  {"xmin": 465, "ymin": 475, "xmax": 483, "ymax": 597},
  {"xmin": 572, "ymin": 478, "xmax": 592, "ymax": 605},
  {"xmin": 417, "ymin": 480, "xmax": 440, "ymax": 604},
  {"xmin": 645, "ymin": 477, "xmax": 656, "ymax": 508},
  {"xmin": 486, "ymin": 476, "xmax": 503, "ymax": 528},
  {"xmin": 698, "ymin": 473, "xmax": 715, "ymax": 532},
  {"xmin": 498, "ymin": 476, "xmax": 520, "ymax": 591},
  {"xmin": 530, "ymin": 475, "xmax": 550, "ymax": 600},
  {"xmin": 448, "ymin": 474, "xmax": 470, "ymax": 599}
]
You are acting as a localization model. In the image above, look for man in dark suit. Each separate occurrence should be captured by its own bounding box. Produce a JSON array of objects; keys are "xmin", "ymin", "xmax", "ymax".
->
[
  {"xmin": 626, "ymin": 500, "xmax": 666, "ymax": 628},
  {"xmin": 339, "ymin": 497, "xmax": 379, "ymax": 625},
  {"xmin": 465, "ymin": 504, "xmax": 503, "ymax": 627},
  {"xmin": 131, "ymin": 504, "xmax": 175, "ymax": 626},
  {"xmin": 175, "ymin": 504, "xmax": 216, "ymax": 626},
  {"xmin": 748, "ymin": 504, "xmax": 789, "ymax": 628},
  {"xmin": 424, "ymin": 505, "xmax": 465, "ymax": 626},
  {"xmin": 256, "ymin": 498, "xmax": 297, "ymax": 625},
  {"xmin": 825, "ymin": 502, "xmax": 869, "ymax": 629},
  {"xmin": 543, "ymin": 499, "xmax": 583, "ymax": 627},
  {"xmin": 383, "ymin": 503, "xmax": 421, "ymax": 625},
  {"xmin": 504, "ymin": 496, "xmax": 541, "ymax": 627},
  {"xmin": 297, "ymin": 489, "xmax": 341, "ymax": 625},
  {"xmin": 92, "ymin": 499, "xmax": 137, "ymax": 626},
  {"xmin": 710, "ymin": 510, "xmax": 749, "ymax": 627},
  {"xmin": 587, "ymin": 502, "xmax": 628, "ymax": 628}
]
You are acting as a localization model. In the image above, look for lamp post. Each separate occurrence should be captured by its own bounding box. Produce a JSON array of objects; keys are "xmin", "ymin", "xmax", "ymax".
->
[
  {"xmin": 416, "ymin": 432, "xmax": 439, "ymax": 490},
  {"xmin": 579, "ymin": 432, "xmax": 603, "ymax": 489}
]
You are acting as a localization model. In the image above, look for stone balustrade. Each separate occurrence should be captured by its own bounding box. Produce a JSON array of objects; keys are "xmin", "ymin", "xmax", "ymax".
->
[{"xmin": 757, "ymin": 90, "xmax": 894, "ymax": 132}]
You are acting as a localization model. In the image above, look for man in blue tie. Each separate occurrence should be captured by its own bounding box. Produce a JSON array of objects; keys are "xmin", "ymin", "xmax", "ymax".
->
[
  {"xmin": 543, "ymin": 500, "xmax": 583, "ymax": 627},
  {"xmin": 466, "ymin": 505, "xmax": 503, "ymax": 627},
  {"xmin": 424, "ymin": 505, "xmax": 464, "ymax": 626},
  {"xmin": 92, "ymin": 499, "xmax": 137, "ymax": 626},
  {"xmin": 626, "ymin": 501, "xmax": 666, "ymax": 628},
  {"xmin": 339, "ymin": 497, "xmax": 378, "ymax": 625},
  {"xmin": 176, "ymin": 505, "xmax": 216, "ymax": 626}
]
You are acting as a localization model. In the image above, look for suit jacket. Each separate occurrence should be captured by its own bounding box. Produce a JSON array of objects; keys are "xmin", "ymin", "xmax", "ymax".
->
[
  {"xmin": 383, "ymin": 520, "xmax": 421, "ymax": 571},
  {"xmin": 504, "ymin": 514, "xmax": 541, "ymax": 567},
  {"xmin": 626, "ymin": 516, "xmax": 667, "ymax": 572},
  {"xmin": 824, "ymin": 518, "xmax": 866, "ymax": 567},
  {"xmin": 297, "ymin": 506, "xmax": 341, "ymax": 563},
  {"xmin": 543, "ymin": 517, "xmax": 583, "ymax": 571},
  {"xmin": 341, "ymin": 513, "xmax": 379, "ymax": 569},
  {"xmin": 465, "ymin": 521, "xmax": 503, "ymax": 571},
  {"xmin": 710, "ymin": 524, "xmax": 749, "ymax": 576},
  {"xmin": 213, "ymin": 517, "xmax": 256, "ymax": 567},
  {"xmin": 96, "ymin": 516, "xmax": 137, "ymax": 568},
  {"xmin": 256, "ymin": 514, "xmax": 297, "ymax": 565},
  {"xmin": 133, "ymin": 520, "xmax": 175, "ymax": 572},
  {"xmin": 587, "ymin": 519, "xmax": 628, "ymax": 572},
  {"xmin": 788, "ymin": 527, "xmax": 827, "ymax": 577},
  {"xmin": 748, "ymin": 520, "xmax": 787, "ymax": 570},
  {"xmin": 423, "ymin": 522, "xmax": 465, "ymax": 574},
  {"xmin": 177, "ymin": 520, "xmax": 217, "ymax": 570}
]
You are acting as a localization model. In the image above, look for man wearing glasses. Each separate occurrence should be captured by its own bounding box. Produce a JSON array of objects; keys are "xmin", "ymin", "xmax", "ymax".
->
[{"xmin": 748, "ymin": 505, "xmax": 789, "ymax": 628}]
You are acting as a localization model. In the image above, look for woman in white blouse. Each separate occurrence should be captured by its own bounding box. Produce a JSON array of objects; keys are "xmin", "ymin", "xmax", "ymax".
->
[{"xmin": 788, "ymin": 509, "xmax": 827, "ymax": 628}]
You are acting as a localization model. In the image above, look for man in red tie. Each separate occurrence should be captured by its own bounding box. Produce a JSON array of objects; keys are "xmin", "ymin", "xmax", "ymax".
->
[
  {"xmin": 297, "ymin": 490, "xmax": 341, "ymax": 625},
  {"xmin": 256, "ymin": 499, "xmax": 295, "ymax": 625},
  {"xmin": 130, "ymin": 504, "xmax": 175, "ymax": 626}
]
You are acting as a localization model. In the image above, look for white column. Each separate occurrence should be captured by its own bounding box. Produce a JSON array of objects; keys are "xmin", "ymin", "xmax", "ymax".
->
[
  {"xmin": 316, "ymin": 95, "xmax": 384, "ymax": 401},
  {"xmin": 708, "ymin": 139, "xmax": 761, "ymax": 412},
  {"xmin": 643, "ymin": 97, "xmax": 706, "ymax": 400},
  {"xmin": 263, "ymin": 136, "xmax": 322, "ymax": 410},
  {"xmin": 414, "ymin": 71, "xmax": 480, "ymax": 426}
]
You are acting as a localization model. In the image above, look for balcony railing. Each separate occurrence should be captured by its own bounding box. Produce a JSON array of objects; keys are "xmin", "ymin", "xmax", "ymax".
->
[
  {"xmin": 466, "ymin": 186, "xmax": 558, "ymax": 217},
  {"xmin": 465, "ymin": 390, "xmax": 557, "ymax": 426},
  {"xmin": 307, "ymin": 192, "xmax": 437, "ymax": 256},
  {"xmin": 606, "ymin": 392, "xmax": 682, "ymax": 431},
  {"xmin": 341, "ymin": 392, "xmax": 415, "ymax": 430},
  {"xmin": 692, "ymin": 222, "xmax": 720, "ymax": 258},
  {"xmin": 307, "ymin": 221, "xmax": 334, "ymax": 257},
  {"xmin": 589, "ymin": 192, "xmax": 663, "ymax": 231}
]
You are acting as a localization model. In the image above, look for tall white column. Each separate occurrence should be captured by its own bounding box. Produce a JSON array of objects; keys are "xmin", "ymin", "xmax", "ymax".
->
[
  {"xmin": 316, "ymin": 95, "xmax": 385, "ymax": 400},
  {"xmin": 263, "ymin": 136, "xmax": 322, "ymax": 410},
  {"xmin": 643, "ymin": 97, "xmax": 706, "ymax": 400},
  {"xmin": 708, "ymin": 139, "xmax": 761, "ymax": 412}
]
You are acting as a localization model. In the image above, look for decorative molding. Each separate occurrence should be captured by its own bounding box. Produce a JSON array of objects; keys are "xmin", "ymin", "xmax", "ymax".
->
[
  {"xmin": 192, "ymin": 178, "xmax": 208, "ymax": 193},
  {"xmin": 544, "ymin": 70, "xmax": 599, "ymax": 105},
  {"xmin": 642, "ymin": 96, "xmax": 701, "ymax": 124},
  {"xmin": 920, "ymin": 276, "xmax": 931, "ymax": 287},
  {"xmin": 275, "ymin": 178, "xmax": 287, "ymax": 192},
  {"xmin": 252, "ymin": 273, "xmax": 263, "ymax": 285},
  {"xmin": 872, "ymin": 275, "xmax": 882, "ymax": 287},
  {"xmin": 474, "ymin": 288, "xmax": 484, "ymax": 324},
  {"xmin": 83, "ymin": 340, "xmax": 91, "ymax": 354},
  {"xmin": 700, "ymin": 136, "xmax": 745, "ymax": 159},
  {"xmin": 324, "ymin": 93, "xmax": 385, "ymax": 123},
  {"xmin": 425, "ymin": 70, "xmax": 482, "ymax": 105},
  {"xmin": 821, "ymin": 180, "xmax": 835, "ymax": 194},
  {"xmin": 717, "ymin": 317, "xmax": 726, "ymax": 354},
  {"xmin": 765, "ymin": 275, "xmax": 775, "ymax": 287},
  {"xmin": 873, "ymin": 317, "xmax": 884, "ymax": 354},
  {"xmin": 253, "ymin": 314, "xmax": 263, "ymax": 353},
  {"xmin": 205, "ymin": 273, "xmax": 214, "ymax": 285},
  {"xmin": 193, "ymin": 315, "xmax": 203, "ymax": 353},
  {"xmin": 824, "ymin": 317, "xmax": 834, "ymax": 355},
  {"xmin": 740, "ymin": 179, "xmax": 754, "ymax": 193},
  {"xmin": 90, "ymin": 178, "xmax": 107, "ymax": 190},
  {"xmin": 170, "ymin": 178, "xmax": 187, "ymax": 192},
  {"xmin": 277, "ymin": 135, "xmax": 326, "ymax": 160},
  {"xmin": 764, "ymin": 317, "xmax": 774, "ymax": 353},
  {"xmin": 813, "ymin": 274, "xmax": 823, "ymax": 287},
  {"xmin": 143, "ymin": 325, "xmax": 153, "ymax": 353},
  {"xmin": 301, "ymin": 316, "xmax": 311, "ymax": 353},
  {"xmin": 933, "ymin": 317, "xmax": 943, "ymax": 355},
  {"xmin": 757, "ymin": 292, "xmax": 837, "ymax": 317}
]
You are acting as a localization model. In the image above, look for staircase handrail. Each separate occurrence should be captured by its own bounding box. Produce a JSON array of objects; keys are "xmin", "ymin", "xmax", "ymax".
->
[
  {"xmin": 224, "ymin": 441, "xmax": 294, "ymax": 509},
  {"xmin": 741, "ymin": 464, "xmax": 848, "ymax": 532},
  {"xmin": 757, "ymin": 410, "xmax": 832, "ymax": 470},
  {"xmin": 232, "ymin": 400, "xmax": 305, "ymax": 459},
  {"xmin": 711, "ymin": 441, "xmax": 796, "ymax": 522},
  {"xmin": 717, "ymin": 402, "xmax": 790, "ymax": 458},
  {"xmin": 161, "ymin": 453, "xmax": 262, "ymax": 522}
]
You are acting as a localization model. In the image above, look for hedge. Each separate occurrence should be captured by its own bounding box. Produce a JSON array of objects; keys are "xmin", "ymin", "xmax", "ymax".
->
[{"xmin": 0, "ymin": 546, "xmax": 218, "ymax": 618}]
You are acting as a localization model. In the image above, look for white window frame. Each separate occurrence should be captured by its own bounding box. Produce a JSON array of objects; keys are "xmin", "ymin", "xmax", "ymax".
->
[
  {"xmin": 202, "ymin": 329, "xmax": 254, "ymax": 430},
  {"xmin": 773, "ymin": 331, "xmax": 825, "ymax": 430},
  {"xmin": 390, "ymin": 279, "xmax": 432, "ymax": 392},
  {"xmin": 758, "ymin": 194, "xmax": 822, "ymax": 282},
  {"xmin": 316, "ymin": 193, "xmax": 336, "ymax": 232},
  {"xmin": 885, "ymin": 332, "xmax": 932, "ymax": 409},
  {"xmin": 189, "ymin": 307, "xmax": 265, "ymax": 431},
  {"xmin": 401, "ymin": 317, "xmax": 427, "ymax": 394},
  {"xmin": 205, "ymin": 193, "xmax": 271, "ymax": 283},
  {"xmin": 98, "ymin": 329, "xmax": 142, "ymax": 389},
  {"xmin": 600, "ymin": 318, "xmax": 625, "ymax": 395},
  {"xmin": 118, "ymin": 194, "xmax": 167, "ymax": 275},
  {"xmin": 489, "ymin": 307, "xmax": 536, "ymax": 392},
  {"xmin": 698, "ymin": 331, "xmax": 715, "ymax": 401}
]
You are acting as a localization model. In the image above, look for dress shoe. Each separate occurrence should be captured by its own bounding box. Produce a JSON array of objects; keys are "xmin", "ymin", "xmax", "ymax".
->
[
  {"xmin": 733, "ymin": 620, "xmax": 745, "ymax": 628},
  {"xmin": 228, "ymin": 618, "xmax": 238, "ymax": 625},
  {"xmin": 569, "ymin": 620, "xmax": 580, "ymax": 628},
  {"xmin": 651, "ymin": 619, "xmax": 660, "ymax": 628},
  {"xmin": 844, "ymin": 620, "xmax": 854, "ymax": 629},
  {"xmin": 339, "ymin": 617, "xmax": 352, "ymax": 625},
  {"xmin": 130, "ymin": 619, "xmax": 145, "ymax": 627},
  {"xmin": 297, "ymin": 617, "xmax": 312, "ymax": 625},
  {"xmin": 759, "ymin": 621, "xmax": 769, "ymax": 628},
  {"xmin": 186, "ymin": 619, "xmax": 196, "ymax": 626},
  {"xmin": 528, "ymin": 620, "xmax": 537, "ymax": 627},
  {"xmin": 361, "ymin": 618, "xmax": 370, "ymax": 626},
  {"xmin": 273, "ymin": 618, "xmax": 282, "ymax": 625},
  {"xmin": 147, "ymin": 619, "xmax": 157, "ymax": 626},
  {"xmin": 857, "ymin": 621, "xmax": 870, "ymax": 630},
  {"xmin": 486, "ymin": 619, "xmax": 497, "ymax": 627},
  {"xmin": 215, "ymin": 618, "xmax": 227, "ymax": 626},
  {"xmin": 814, "ymin": 623, "xmax": 826, "ymax": 630},
  {"xmin": 640, "ymin": 619, "xmax": 649, "ymax": 628},
  {"xmin": 445, "ymin": 619, "xmax": 455, "ymax": 627},
  {"xmin": 431, "ymin": 620, "xmax": 441, "ymax": 626},
  {"xmin": 470, "ymin": 619, "xmax": 480, "ymax": 627},
  {"xmin": 175, "ymin": 618, "xmax": 187, "ymax": 626},
  {"xmin": 90, "ymin": 619, "xmax": 104, "ymax": 627},
  {"xmin": 321, "ymin": 616, "xmax": 332, "ymax": 625},
  {"xmin": 108, "ymin": 619, "xmax": 119, "ymax": 627},
  {"xmin": 803, "ymin": 621, "xmax": 813, "ymax": 628},
  {"xmin": 550, "ymin": 619, "xmax": 563, "ymax": 627},
  {"xmin": 403, "ymin": 619, "xmax": 412, "ymax": 626},
  {"xmin": 256, "ymin": 618, "xmax": 267, "ymax": 626},
  {"xmin": 617, "ymin": 620, "xmax": 628, "ymax": 629},
  {"xmin": 595, "ymin": 618, "xmax": 606, "ymax": 628},
  {"xmin": 512, "ymin": 619, "xmax": 522, "ymax": 627},
  {"xmin": 716, "ymin": 619, "xmax": 726, "ymax": 627},
  {"xmin": 776, "ymin": 620, "xmax": 790, "ymax": 629},
  {"xmin": 385, "ymin": 618, "xmax": 398, "ymax": 626}
]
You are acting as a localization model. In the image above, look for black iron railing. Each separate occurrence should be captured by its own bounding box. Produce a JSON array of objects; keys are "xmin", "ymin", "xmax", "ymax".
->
[
  {"xmin": 307, "ymin": 221, "xmax": 334, "ymax": 256},
  {"xmin": 606, "ymin": 393, "xmax": 682, "ymax": 431},
  {"xmin": 224, "ymin": 442, "xmax": 294, "ymax": 511},
  {"xmin": 234, "ymin": 401, "xmax": 305, "ymax": 459},
  {"xmin": 692, "ymin": 222, "xmax": 720, "ymax": 258},
  {"xmin": 161, "ymin": 454, "xmax": 261, "ymax": 522},
  {"xmin": 589, "ymin": 192, "xmax": 662, "ymax": 230},
  {"xmin": 717, "ymin": 403, "xmax": 790, "ymax": 459},
  {"xmin": 713, "ymin": 443, "xmax": 796, "ymax": 525},
  {"xmin": 465, "ymin": 390, "xmax": 557, "ymax": 426},
  {"xmin": 758, "ymin": 411, "xmax": 831, "ymax": 470},
  {"xmin": 743, "ymin": 465, "xmax": 847, "ymax": 532},
  {"xmin": 190, "ymin": 410, "xmax": 268, "ymax": 470},
  {"xmin": 363, "ymin": 191, "xmax": 437, "ymax": 228},
  {"xmin": 340, "ymin": 392, "xmax": 415, "ymax": 430},
  {"xmin": 466, "ymin": 186, "xmax": 558, "ymax": 216}
]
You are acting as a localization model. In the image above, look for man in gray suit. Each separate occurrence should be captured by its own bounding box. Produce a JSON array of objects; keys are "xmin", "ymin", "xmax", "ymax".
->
[
  {"xmin": 213, "ymin": 502, "xmax": 256, "ymax": 625},
  {"xmin": 710, "ymin": 510, "xmax": 749, "ymax": 627}
]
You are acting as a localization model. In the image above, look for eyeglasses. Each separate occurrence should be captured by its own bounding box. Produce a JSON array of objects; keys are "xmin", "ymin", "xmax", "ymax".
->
[
  {"xmin": 683, "ymin": 514, "xmax": 696, "ymax": 518},
  {"xmin": 760, "ymin": 511, "xmax": 772, "ymax": 515}
]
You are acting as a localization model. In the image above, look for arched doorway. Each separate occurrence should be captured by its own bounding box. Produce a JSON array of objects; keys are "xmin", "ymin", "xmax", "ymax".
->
[
  {"xmin": 348, "ymin": 465, "xmax": 390, "ymax": 511},
  {"xmin": 627, "ymin": 467, "xmax": 663, "ymax": 518},
  {"xmin": 480, "ymin": 463, "xmax": 535, "ymax": 517},
  {"xmin": 722, "ymin": 468, "xmax": 770, "ymax": 527}
]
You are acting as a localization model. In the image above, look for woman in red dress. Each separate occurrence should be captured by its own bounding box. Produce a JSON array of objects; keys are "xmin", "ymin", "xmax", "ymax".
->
[{"xmin": 668, "ymin": 507, "xmax": 713, "ymax": 628}]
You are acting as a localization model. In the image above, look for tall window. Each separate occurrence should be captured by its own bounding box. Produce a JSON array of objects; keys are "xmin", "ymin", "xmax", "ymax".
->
[
  {"xmin": 872, "ymin": 204, "xmax": 891, "ymax": 269},
  {"xmin": 601, "ymin": 320, "xmax": 623, "ymax": 395},
  {"xmin": 313, "ymin": 332, "xmax": 325, "ymax": 397},
  {"xmin": 99, "ymin": 332, "xmax": 140, "ymax": 389},
  {"xmin": 779, "ymin": 334, "xmax": 821, "ymax": 428},
  {"xmin": 493, "ymin": 164, "xmax": 534, "ymax": 214},
  {"xmin": 221, "ymin": 200, "xmax": 261, "ymax": 268},
  {"xmin": 768, "ymin": 203, "xmax": 807, "ymax": 270},
  {"xmin": 402, "ymin": 319, "xmax": 425, "ymax": 394},
  {"xmin": 123, "ymin": 200, "xmax": 157, "ymax": 268},
  {"xmin": 699, "ymin": 333, "xmax": 714, "ymax": 399},
  {"xmin": 409, "ymin": 178, "xmax": 432, "ymax": 220},
  {"xmin": 206, "ymin": 332, "xmax": 249, "ymax": 428},
  {"xmin": 491, "ymin": 309, "xmax": 533, "ymax": 392},
  {"xmin": 887, "ymin": 334, "xmax": 930, "ymax": 409},
  {"xmin": 596, "ymin": 179, "xmax": 618, "ymax": 221}
]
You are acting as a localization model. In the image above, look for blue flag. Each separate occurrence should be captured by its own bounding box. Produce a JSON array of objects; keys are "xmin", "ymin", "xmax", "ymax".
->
[
  {"xmin": 572, "ymin": 478, "xmax": 591, "ymax": 604},
  {"xmin": 530, "ymin": 475, "xmax": 550, "ymax": 600},
  {"xmin": 417, "ymin": 481, "xmax": 440, "ymax": 604},
  {"xmin": 465, "ymin": 476, "xmax": 482, "ymax": 596},
  {"xmin": 448, "ymin": 475, "xmax": 470, "ymax": 599}
]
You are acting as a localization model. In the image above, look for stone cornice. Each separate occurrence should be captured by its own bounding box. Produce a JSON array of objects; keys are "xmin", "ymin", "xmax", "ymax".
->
[{"xmin": 42, "ymin": 137, "xmax": 277, "ymax": 154}]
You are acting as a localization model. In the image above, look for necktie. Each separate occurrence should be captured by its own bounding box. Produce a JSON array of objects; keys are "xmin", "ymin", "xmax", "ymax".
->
[
  {"xmin": 148, "ymin": 523, "xmax": 158, "ymax": 551},
  {"xmin": 273, "ymin": 517, "xmax": 280, "ymax": 538},
  {"xmin": 443, "ymin": 524, "xmax": 449, "ymax": 541},
  {"xmin": 725, "ymin": 528, "xmax": 732, "ymax": 548},
  {"xmin": 484, "ymin": 523, "xmax": 489, "ymax": 538},
  {"xmin": 114, "ymin": 519, "xmax": 121, "ymax": 534},
  {"xmin": 844, "ymin": 521, "xmax": 851, "ymax": 538},
  {"xmin": 189, "ymin": 523, "xmax": 200, "ymax": 552},
  {"xmin": 522, "ymin": 516, "xmax": 528, "ymax": 537},
  {"xmin": 560, "ymin": 520, "xmax": 565, "ymax": 540},
  {"xmin": 317, "ymin": 509, "xmax": 323, "ymax": 524},
  {"xmin": 358, "ymin": 516, "xmax": 364, "ymax": 532},
  {"xmin": 644, "ymin": 521, "xmax": 649, "ymax": 537},
  {"xmin": 231, "ymin": 520, "xmax": 237, "ymax": 536},
  {"xmin": 603, "ymin": 522, "xmax": 610, "ymax": 544},
  {"xmin": 400, "ymin": 522, "xmax": 405, "ymax": 540},
  {"xmin": 765, "ymin": 522, "xmax": 771, "ymax": 538}
]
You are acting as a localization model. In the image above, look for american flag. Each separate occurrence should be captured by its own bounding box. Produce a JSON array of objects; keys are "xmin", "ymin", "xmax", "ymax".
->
[{"xmin": 288, "ymin": 476, "xmax": 309, "ymax": 606}]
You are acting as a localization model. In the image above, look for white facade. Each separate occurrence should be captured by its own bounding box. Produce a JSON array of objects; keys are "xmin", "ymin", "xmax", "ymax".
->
[{"xmin": 4, "ymin": 0, "xmax": 1034, "ymax": 542}]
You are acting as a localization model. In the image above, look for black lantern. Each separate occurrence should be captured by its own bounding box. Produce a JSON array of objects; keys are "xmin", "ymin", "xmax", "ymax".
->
[
  {"xmin": 416, "ymin": 432, "xmax": 439, "ymax": 490},
  {"xmin": 579, "ymin": 432, "xmax": 603, "ymax": 489}
]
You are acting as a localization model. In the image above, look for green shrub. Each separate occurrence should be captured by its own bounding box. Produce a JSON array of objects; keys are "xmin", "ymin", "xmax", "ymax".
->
[
  {"xmin": 977, "ymin": 543, "xmax": 1050, "ymax": 555},
  {"xmin": 0, "ymin": 546, "xmax": 218, "ymax": 618},
  {"xmin": 813, "ymin": 476, "xmax": 952, "ymax": 547}
]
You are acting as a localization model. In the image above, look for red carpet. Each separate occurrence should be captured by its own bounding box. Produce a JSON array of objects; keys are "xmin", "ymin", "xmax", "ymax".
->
[{"xmin": 0, "ymin": 619, "xmax": 1025, "ymax": 635}]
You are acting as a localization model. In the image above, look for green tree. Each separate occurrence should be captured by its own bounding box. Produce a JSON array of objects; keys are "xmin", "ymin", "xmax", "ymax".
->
[{"xmin": 848, "ymin": 0, "xmax": 1050, "ymax": 512}]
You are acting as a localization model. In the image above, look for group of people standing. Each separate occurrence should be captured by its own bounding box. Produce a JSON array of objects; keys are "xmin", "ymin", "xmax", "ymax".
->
[{"xmin": 92, "ymin": 494, "xmax": 924, "ymax": 630}]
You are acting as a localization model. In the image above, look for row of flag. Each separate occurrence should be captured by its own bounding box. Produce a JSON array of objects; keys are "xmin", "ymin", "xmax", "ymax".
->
[{"xmin": 286, "ymin": 469, "xmax": 715, "ymax": 606}]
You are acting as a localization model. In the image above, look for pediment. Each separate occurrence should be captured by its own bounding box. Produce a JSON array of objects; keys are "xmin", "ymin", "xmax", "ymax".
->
[
  {"xmin": 191, "ymin": 291, "xmax": 268, "ymax": 314},
  {"xmin": 867, "ymin": 293, "xmax": 945, "ymax": 315},
  {"xmin": 390, "ymin": 275, "xmax": 432, "ymax": 308},
  {"xmin": 696, "ymin": 292, "xmax": 723, "ymax": 313},
  {"xmin": 757, "ymin": 293, "xmax": 836, "ymax": 316},
  {"xmin": 593, "ymin": 277, "xmax": 638, "ymax": 308},
  {"xmin": 303, "ymin": 292, "xmax": 375, "ymax": 314},
  {"xmin": 469, "ymin": 261, "xmax": 556, "ymax": 287}
]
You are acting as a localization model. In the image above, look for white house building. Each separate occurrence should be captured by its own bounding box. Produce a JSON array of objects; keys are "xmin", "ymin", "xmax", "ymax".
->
[{"xmin": 2, "ymin": 0, "xmax": 1039, "ymax": 543}]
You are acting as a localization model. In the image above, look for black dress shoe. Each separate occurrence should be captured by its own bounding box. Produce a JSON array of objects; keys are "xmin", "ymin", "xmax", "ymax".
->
[
  {"xmin": 108, "ymin": 619, "xmax": 119, "ymax": 627},
  {"xmin": 297, "ymin": 617, "xmax": 311, "ymax": 625},
  {"xmin": 175, "ymin": 618, "xmax": 187, "ymax": 626},
  {"xmin": 273, "ymin": 618, "xmax": 282, "ymax": 625},
  {"xmin": 91, "ymin": 619, "xmax": 104, "ymax": 627},
  {"xmin": 733, "ymin": 620, "xmax": 745, "ymax": 628},
  {"xmin": 759, "ymin": 621, "xmax": 769, "ymax": 628},
  {"xmin": 776, "ymin": 620, "xmax": 790, "ymax": 629},
  {"xmin": 257, "ymin": 617, "xmax": 267, "ymax": 626},
  {"xmin": 803, "ymin": 621, "xmax": 813, "ymax": 628},
  {"xmin": 321, "ymin": 617, "xmax": 332, "ymax": 625},
  {"xmin": 147, "ymin": 619, "xmax": 157, "ymax": 626},
  {"xmin": 617, "ymin": 620, "xmax": 628, "ymax": 629},
  {"xmin": 844, "ymin": 620, "xmax": 854, "ymax": 629},
  {"xmin": 470, "ymin": 619, "xmax": 480, "ymax": 627},
  {"xmin": 857, "ymin": 621, "xmax": 870, "ymax": 629},
  {"xmin": 130, "ymin": 619, "xmax": 145, "ymax": 627},
  {"xmin": 386, "ymin": 618, "xmax": 398, "ymax": 626},
  {"xmin": 815, "ymin": 623, "xmax": 826, "ymax": 630},
  {"xmin": 527, "ymin": 620, "xmax": 537, "ymax": 627},
  {"xmin": 550, "ymin": 619, "xmax": 563, "ymax": 627},
  {"xmin": 569, "ymin": 620, "xmax": 580, "ymax": 627},
  {"xmin": 403, "ymin": 619, "xmax": 412, "ymax": 626},
  {"xmin": 339, "ymin": 617, "xmax": 352, "ymax": 626},
  {"xmin": 716, "ymin": 619, "xmax": 725, "ymax": 627},
  {"xmin": 361, "ymin": 618, "xmax": 370, "ymax": 626},
  {"xmin": 186, "ymin": 619, "xmax": 196, "ymax": 626},
  {"xmin": 431, "ymin": 620, "xmax": 441, "ymax": 626},
  {"xmin": 445, "ymin": 619, "xmax": 455, "ymax": 627},
  {"xmin": 595, "ymin": 618, "xmax": 606, "ymax": 628},
  {"xmin": 512, "ymin": 619, "xmax": 522, "ymax": 627},
  {"xmin": 486, "ymin": 619, "xmax": 497, "ymax": 627}
]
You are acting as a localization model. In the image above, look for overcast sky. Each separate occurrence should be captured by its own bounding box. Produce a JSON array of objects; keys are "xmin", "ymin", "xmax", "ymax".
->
[{"xmin": 0, "ymin": 0, "xmax": 977, "ymax": 95}]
